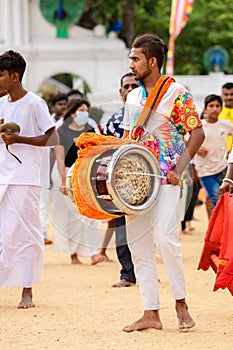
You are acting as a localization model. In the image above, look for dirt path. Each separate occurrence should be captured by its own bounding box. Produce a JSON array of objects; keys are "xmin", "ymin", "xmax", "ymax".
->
[{"xmin": 0, "ymin": 204, "xmax": 233, "ymax": 350}]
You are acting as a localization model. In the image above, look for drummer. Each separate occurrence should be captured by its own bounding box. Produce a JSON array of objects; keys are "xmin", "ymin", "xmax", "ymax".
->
[
  {"xmin": 53, "ymin": 98, "xmax": 104, "ymax": 265},
  {"xmin": 122, "ymin": 33, "xmax": 205, "ymax": 332}
]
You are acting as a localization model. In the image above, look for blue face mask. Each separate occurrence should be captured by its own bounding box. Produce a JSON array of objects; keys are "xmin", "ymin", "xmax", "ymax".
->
[{"xmin": 74, "ymin": 111, "xmax": 89, "ymax": 126}]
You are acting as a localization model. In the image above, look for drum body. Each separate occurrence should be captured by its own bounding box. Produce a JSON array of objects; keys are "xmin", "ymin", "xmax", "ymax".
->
[{"xmin": 72, "ymin": 143, "xmax": 161, "ymax": 217}]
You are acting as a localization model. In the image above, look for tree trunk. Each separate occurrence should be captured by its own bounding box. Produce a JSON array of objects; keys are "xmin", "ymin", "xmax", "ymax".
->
[{"xmin": 118, "ymin": 1, "xmax": 136, "ymax": 48}]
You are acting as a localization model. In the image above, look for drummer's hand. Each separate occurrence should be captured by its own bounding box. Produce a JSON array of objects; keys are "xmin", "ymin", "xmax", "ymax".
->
[
  {"xmin": 220, "ymin": 180, "xmax": 233, "ymax": 196},
  {"xmin": 59, "ymin": 185, "xmax": 67, "ymax": 195},
  {"xmin": 166, "ymin": 169, "xmax": 181, "ymax": 186}
]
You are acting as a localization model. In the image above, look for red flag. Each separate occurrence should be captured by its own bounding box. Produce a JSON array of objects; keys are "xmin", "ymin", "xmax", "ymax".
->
[{"xmin": 166, "ymin": 0, "xmax": 193, "ymax": 76}]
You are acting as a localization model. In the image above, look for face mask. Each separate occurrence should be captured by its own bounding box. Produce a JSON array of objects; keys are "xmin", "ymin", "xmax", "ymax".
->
[{"xmin": 74, "ymin": 111, "xmax": 89, "ymax": 126}]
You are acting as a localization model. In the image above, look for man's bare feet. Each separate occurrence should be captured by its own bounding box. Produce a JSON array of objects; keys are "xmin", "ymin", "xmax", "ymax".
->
[
  {"xmin": 17, "ymin": 288, "xmax": 35, "ymax": 309},
  {"xmin": 182, "ymin": 229, "xmax": 192, "ymax": 235},
  {"xmin": 100, "ymin": 253, "xmax": 113, "ymax": 262},
  {"xmin": 71, "ymin": 253, "xmax": 82, "ymax": 264},
  {"xmin": 91, "ymin": 254, "xmax": 105, "ymax": 265},
  {"xmin": 123, "ymin": 310, "xmax": 162, "ymax": 332},
  {"xmin": 176, "ymin": 299, "xmax": 195, "ymax": 331},
  {"xmin": 112, "ymin": 279, "xmax": 135, "ymax": 288},
  {"xmin": 186, "ymin": 221, "xmax": 195, "ymax": 232},
  {"xmin": 44, "ymin": 238, "xmax": 53, "ymax": 245}
]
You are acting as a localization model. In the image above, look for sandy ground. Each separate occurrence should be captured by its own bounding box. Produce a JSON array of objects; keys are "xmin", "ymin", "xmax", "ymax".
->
[{"xmin": 1, "ymin": 204, "xmax": 233, "ymax": 350}]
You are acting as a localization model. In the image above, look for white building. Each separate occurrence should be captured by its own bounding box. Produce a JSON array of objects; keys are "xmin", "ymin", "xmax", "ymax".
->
[
  {"xmin": 0, "ymin": 0, "xmax": 129, "ymax": 113},
  {"xmin": 0, "ymin": 0, "xmax": 232, "ymax": 114}
]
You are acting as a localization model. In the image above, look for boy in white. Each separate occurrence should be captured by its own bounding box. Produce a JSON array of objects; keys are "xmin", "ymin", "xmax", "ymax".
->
[{"xmin": 0, "ymin": 50, "xmax": 58, "ymax": 308}]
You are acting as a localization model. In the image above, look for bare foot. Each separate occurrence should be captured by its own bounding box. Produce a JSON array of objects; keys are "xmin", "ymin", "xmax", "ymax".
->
[
  {"xmin": 182, "ymin": 230, "xmax": 192, "ymax": 235},
  {"xmin": 44, "ymin": 238, "xmax": 53, "ymax": 245},
  {"xmin": 100, "ymin": 253, "xmax": 113, "ymax": 262},
  {"xmin": 91, "ymin": 254, "xmax": 105, "ymax": 265},
  {"xmin": 186, "ymin": 221, "xmax": 195, "ymax": 232},
  {"xmin": 71, "ymin": 253, "xmax": 82, "ymax": 264},
  {"xmin": 112, "ymin": 279, "xmax": 135, "ymax": 288},
  {"xmin": 98, "ymin": 252, "xmax": 113, "ymax": 262},
  {"xmin": 176, "ymin": 299, "xmax": 195, "ymax": 331},
  {"xmin": 123, "ymin": 310, "xmax": 162, "ymax": 332},
  {"xmin": 17, "ymin": 288, "xmax": 35, "ymax": 309}
]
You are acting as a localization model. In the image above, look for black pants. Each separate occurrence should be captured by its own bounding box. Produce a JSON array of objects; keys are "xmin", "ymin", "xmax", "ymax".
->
[
  {"xmin": 114, "ymin": 216, "xmax": 136, "ymax": 284},
  {"xmin": 181, "ymin": 178, "xmax": 201, "ymax": 231}
]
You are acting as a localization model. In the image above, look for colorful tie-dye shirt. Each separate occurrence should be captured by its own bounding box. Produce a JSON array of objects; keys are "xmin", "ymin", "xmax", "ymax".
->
[{"xmin": 123, "ymin": 82, "xmax": 202, "ymax": 184}]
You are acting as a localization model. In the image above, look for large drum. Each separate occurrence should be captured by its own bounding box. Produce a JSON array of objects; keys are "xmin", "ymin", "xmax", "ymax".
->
[{"xmin": 69, "ymin": 137, "xmax": 162, "ymax": 220}]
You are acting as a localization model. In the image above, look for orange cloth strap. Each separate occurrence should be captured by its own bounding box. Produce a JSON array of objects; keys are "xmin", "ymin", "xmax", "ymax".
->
[{"xmin": 131, "ymin": 75, "xmax": 175, "ymax": 141}]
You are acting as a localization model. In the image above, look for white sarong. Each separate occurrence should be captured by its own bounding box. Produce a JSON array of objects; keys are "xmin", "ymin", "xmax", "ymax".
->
[
  {"xmin": 51, "ymin": 165, "xmax": 100, "ymax": 257},
  {"xmin": 0, "ymin": 185, "xmax": 44, "ymax": 287}
]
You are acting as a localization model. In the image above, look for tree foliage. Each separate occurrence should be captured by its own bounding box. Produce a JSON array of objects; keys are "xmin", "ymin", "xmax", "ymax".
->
[{"xmin": 77, "ymin": 0, "xmax": 233, "ymax": 75}]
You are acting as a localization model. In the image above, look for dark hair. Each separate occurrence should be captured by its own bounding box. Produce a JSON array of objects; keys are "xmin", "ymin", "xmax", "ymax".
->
[
  {"xmin": 63, "ymin": 98, "xmax": 90, "ymax": 121},
  {"xmin": 67, "ymin": 89, "xmax": 84, "ymax": 99},
  {"xmin": 51, "ymin": 93, "xmax": 68, "ymax": 106},
  {"xmin": 120, "ymin": 72, "xmax": 134, "ymax": 88},
  {"xmin": 204, "ymin": 94, "xmax": 223, "ymax": 108},
  {"xmin": 0, "ymin": 50, "xmax": 26, "ymax": 82},
  {"xmin": 131, "ymin": 33, "xmax": 168, "ymax": 71},
  {"xmin": 222, "ymin": 82, "xmax": 233, "ymax": 90}
]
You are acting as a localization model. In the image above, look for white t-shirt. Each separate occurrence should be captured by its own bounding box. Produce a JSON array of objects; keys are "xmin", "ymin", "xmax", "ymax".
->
[
  {"xmin": 194, "ymin": 119, "xmax": 233, "ymax": 177},
  {"xmin": 123, "ymin": 83, "xmax": 186, "ymax": 132},
  {"xmin": 0, "ymin": 92, "xmax": 55, "ymax": 185}
]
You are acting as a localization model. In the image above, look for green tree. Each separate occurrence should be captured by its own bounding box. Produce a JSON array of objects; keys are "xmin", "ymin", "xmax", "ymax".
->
[{"xmin": 77, "ymin": 0, "xmax": 233, "ymax": 75}]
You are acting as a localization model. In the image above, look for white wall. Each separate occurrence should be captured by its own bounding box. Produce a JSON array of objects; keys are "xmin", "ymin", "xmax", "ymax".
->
[
  {"xmin": 175, "ymin": 73, "xmax": 233, "ymax": 113},
  {"xmin": 0, "ymin": 0, "xmax": 129, "ymax": 105},
  {"xmin": 0, "ymin": 0, "xmax": 232, "ymax": 114}
]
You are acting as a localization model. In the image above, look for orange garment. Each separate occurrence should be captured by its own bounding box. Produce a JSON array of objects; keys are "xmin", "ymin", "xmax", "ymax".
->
[{"xmin": 198, "ymin": 192, "xmax": 233, "ymax": 295}]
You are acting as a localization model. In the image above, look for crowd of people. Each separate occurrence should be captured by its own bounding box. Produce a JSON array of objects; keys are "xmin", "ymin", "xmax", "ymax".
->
[{"xmin": 0, "ymin": 35, "xmax": 233, "ymax": 334}]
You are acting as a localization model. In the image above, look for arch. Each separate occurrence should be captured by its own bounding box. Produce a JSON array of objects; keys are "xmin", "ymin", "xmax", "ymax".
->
[{"xmin": 37, "ymin": 71, "xmax": 92, "ymax": 106}]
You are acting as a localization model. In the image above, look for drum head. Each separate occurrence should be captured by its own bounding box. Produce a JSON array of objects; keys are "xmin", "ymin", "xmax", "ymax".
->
[{"xmin": 106, "ymin": 144, "xmax": 161, "ymax": 215}]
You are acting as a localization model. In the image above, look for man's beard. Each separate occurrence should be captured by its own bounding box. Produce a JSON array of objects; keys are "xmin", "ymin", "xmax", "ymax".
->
[{"xmin": 134, "ymin": 64, "xmax": 152, "ymax": 81}]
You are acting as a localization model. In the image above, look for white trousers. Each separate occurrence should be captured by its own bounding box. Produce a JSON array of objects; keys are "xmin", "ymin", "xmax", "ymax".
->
[{"xmin": 126, "ymin": 185, "xmax": 186, "ymax": 310}]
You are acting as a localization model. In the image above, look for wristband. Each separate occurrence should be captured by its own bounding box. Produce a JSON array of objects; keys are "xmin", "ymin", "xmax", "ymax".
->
[{"xmin": 222, "ymin": 177, "xmax": 233, "ymax": 184}]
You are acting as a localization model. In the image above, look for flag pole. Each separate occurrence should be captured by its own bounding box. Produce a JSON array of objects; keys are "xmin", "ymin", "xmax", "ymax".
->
[{"xmin": 166, "ymin": 0, "xmax": 194, "ymax": 76}]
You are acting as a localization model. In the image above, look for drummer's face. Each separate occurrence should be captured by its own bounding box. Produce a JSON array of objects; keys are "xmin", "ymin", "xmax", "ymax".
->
[{"xmin": 129, "ymin": 48, "xmax": 153, "ymax": 82}]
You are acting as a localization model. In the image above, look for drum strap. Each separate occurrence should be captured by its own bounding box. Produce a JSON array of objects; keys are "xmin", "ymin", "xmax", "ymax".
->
[{"xmin": 131, "ymin": 75, "xmax": 175, "ymax": 141}]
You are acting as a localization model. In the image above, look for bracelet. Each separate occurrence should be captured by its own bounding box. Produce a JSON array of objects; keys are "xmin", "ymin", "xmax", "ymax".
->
[
  {"xmin": 60, "ymin": 185, "xmax": 66, "ymax": 188},
  {"xmin": 222, "ymin": 177, "xmax": 233, "ymax": 184}
]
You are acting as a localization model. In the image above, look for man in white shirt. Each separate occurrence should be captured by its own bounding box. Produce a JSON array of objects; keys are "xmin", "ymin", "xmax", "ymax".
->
[{"xmin": 0, "ymin": 50, "xmax": 59, "ymax": 308}]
